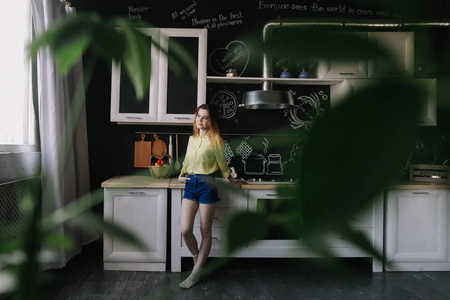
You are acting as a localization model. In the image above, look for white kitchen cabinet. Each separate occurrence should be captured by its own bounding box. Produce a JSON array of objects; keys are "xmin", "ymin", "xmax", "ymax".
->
[
  {"xmin": 385, "ymin": 189, "xmax": 450, "ymax": 271},
  {"xmin": 342, "ymin": 79, "xmax": 437, "ymax": 126},
  {"xmin": 158, "ymin": 28, "xmax": 207, "ymax": 124},
  {"xmin": 170, "ymin": 185, "xmax": 383, "ymax": 272},
  {"xmin": 319, "ymin": 32, "xmax": 368, "ymax": 79},
  {"xmin": 110, "ymin": 28, "xmax": 207, "ymax": 125},
  {"xmin": 245, "ymin": 189, "xmax": 383, "ymax": 272},
  {"xmin": 103, "ymin": 188, "xmax": 167, "ymax": 271},
  {"xmin": 368, "ymin": 32, "xmax": 414, "ymax": 78},
  {"xmin": 110, "ymin": 28, "xmax": 160, "ymax": 123}
]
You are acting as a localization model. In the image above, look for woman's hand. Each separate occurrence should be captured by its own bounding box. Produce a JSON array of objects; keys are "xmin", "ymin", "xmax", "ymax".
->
[
  {"xmin": 178, "ymin": 174, "xmax": 191, "ymax": 183},
  {"xmin": 228, "ymin": 175, "xmax": 246, "ymax": 188}
]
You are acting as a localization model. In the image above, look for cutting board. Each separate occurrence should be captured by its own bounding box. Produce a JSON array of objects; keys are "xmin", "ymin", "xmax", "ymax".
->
[
  {"xmin": 152, "ymin": 134, "xmax": 167, "ymax": 159},
  {"xmin": 134, "ymin": 134, "xmax": 152, "ymax": 168}
]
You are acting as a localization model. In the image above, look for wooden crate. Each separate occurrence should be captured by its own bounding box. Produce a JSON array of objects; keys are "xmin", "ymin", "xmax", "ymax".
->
[{"xmin": 410, "ymin": 164, "xmax": 450, "ymax": 184}]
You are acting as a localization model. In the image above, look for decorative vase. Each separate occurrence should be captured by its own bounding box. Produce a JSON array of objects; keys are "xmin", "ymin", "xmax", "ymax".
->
[
  {"xmin": 298, "ymin": 68, "xmax": 310, "ymax": 78},
  {"xmin": 280, "ymin": 69, "xmax": 291, "ymax": 78}
]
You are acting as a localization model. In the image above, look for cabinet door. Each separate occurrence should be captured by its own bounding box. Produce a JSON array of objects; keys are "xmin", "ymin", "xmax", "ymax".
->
[
  {"xmin": 110, "ymin": 28, "xmax": 160, "ymax": 123},
  {"xmin": 385, "ymin": 189, "xmax": 449, "ymax": 271},
  {"xmin": 368, "ymin": 32, "xmax": 414, "ymax": 78},
  {"xmin": 343, "ymin": 79, "xmax": 437, "ymax": 126},
  {"xmin": 157, "ymin": 28, "xmax": 207, "ymax": 124},
  {"xmin": 320, "ymin": 32, "xmax": 368, "ymax": 79},
  {"xmin": 104, "ymin": 188, "xmax": 167, "ymax": 270}
]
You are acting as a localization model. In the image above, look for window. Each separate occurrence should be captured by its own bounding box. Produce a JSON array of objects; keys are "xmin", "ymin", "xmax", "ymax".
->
[{"xmin": 0, "ymin": 1, "xmax": 35, "ymax": 150}]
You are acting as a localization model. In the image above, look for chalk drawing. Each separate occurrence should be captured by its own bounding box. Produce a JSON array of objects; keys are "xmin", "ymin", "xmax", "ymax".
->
[
  {"xmin": 266, "ymin": 154, "xmax": 287, "ymax": 176},
  {"xmin": 288, "ymin": 141, "xmax": 302, "ymax": 164},
  {"xmin": 209, "ymin": 41, "xmax": 249, "ymax": 76},
  {"xmin": 262, "ymin": 138, "xmax": 269, "ymax": 154},
  {"xmin": 236, "ymin": 136, "xmax": 252, "ymax": 160},
  {"xmin": 224, "ymin": 139, "xmax": 234, "ymax": 165},
  {"xmin": 210, "ymin": 90, "xmax": 238, "ymax": 119},
  {"xmin": 284, "ymin": 91, "xmax": 327, "ymax": 131}
]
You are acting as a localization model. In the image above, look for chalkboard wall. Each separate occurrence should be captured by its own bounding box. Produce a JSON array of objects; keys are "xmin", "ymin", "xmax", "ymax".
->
[{"xmin": 70, "ymin": 0, "xmax": 450, "ymax": 188}]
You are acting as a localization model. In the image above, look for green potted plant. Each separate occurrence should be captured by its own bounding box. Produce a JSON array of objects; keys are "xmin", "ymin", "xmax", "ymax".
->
[
  {"xmin": 275, "ymin": 57, "xmax": 294, "ymax": 78},
  {"xmin": 295, "ymin": 58, "xmax": 316, "ymax": 78}
]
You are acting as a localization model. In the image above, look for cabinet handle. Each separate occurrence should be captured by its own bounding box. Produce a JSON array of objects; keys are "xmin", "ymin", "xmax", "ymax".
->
[
  {"xmin": 339, "ymin": 72, "xmax": 355, "ymax": 75},
  {"xmin": 175, "ymin": 117, "xmax": 191, "ymax": 120},
  {"xmin": 266, "ymin": 194, "xmax": 277, "ymax": 197},
  {"xmin": 413, "ymin": 192, "xmax": 429, "ymax": 195},
  {"xmin": 126, "ymin": 116, "xmax": 143, "ymax": 119},
  {"xmin": 212, "ymin": 237, "xmax": 218, "ymax": 240},
  {"xmin": 127, "ymin": 191, "xmax": 145, "ymax": 195}
]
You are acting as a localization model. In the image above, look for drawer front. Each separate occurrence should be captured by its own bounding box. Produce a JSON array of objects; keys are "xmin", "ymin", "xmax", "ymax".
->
[
  {"xmin": 325, "ymin": 227, "xmax": 373, "ymax": 248},
  {"xmin": 194, "ymin": 207, "xmax": 237, "ymax": 228}
]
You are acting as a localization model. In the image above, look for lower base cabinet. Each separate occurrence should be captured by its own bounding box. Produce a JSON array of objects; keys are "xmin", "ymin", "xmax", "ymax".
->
[
  {"xmin": 171, "ymin": 187, "xmax": 383, "ymax": 272},
  {"xmin": 385, "ymin": 189, "xmax": 450, "ymax": 271},
  {"xmin": 103, "ymin": 188, "xmax": 167, "ymax": 271}
]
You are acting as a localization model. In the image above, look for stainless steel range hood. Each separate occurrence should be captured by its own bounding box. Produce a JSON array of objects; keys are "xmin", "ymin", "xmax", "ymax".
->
[{"xmin": 240, "ymin": 89, "xmax": 294, "ymax": 109}]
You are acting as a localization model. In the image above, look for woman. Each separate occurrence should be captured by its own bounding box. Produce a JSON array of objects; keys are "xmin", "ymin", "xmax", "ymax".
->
[{"xmin": 178, "ymin": 104, "xmax": 245, "ymax": 289}]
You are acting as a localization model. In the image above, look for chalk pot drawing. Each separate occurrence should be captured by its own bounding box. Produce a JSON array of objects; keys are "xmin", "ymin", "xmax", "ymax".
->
[
  {"xmin": 210, "ymin": 90, "xmax": 238, "ymax": 119},
  {"xmin": 209, "ymin": 40, "xmax": 249, "ymax": 76},
  {"xmin": 266, "ymin": 154, "xmax": 287, "ymax": 176},
  {"xmin": 284, "ymin": 91, "xmax": 327, "ymax": 131}
]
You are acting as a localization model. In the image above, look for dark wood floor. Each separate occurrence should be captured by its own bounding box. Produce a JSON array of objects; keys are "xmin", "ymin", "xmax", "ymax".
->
[{"xmin": 35, "ymin": 240, "xmax": 450, "ymax": 300}]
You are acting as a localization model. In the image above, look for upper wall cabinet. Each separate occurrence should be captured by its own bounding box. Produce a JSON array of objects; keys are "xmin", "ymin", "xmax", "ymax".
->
[
  {"xmin": 319, "ymin": 32, "xmax": 369, "ymax": 79},
  {"xmin": 157, "ymin": 28, "xmax": 207, "ymax": 124},
  {"xmin": 368, "ymin": 32, "xmax": 414, "ymax": 78},
  {"xmin": 110, "ymin": 28, "xmax": 160, "ymax": 123},
  {"xmin": 343, "ymin": 79, "xmax": 437, "ymax": 126},
  {"xmin": 110, "ymin": 28, "xmax": 207, "ymax": 125}
]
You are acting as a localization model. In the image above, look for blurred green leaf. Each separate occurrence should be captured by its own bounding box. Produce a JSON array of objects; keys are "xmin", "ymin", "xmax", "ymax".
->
[
  {"xmin": 30, "ymin": 13, "xmax": 100, "ymax": 74},
  {"xmin": 114, "ymin": 19, "xmax": 151, "ymax": 100},
  {"xmin": 295, "ymin": 80, "xmax": 422, "ymax": 253},
  {"xmin": 91, "ymin": 19, "xmax": 125, "ymax": 63},
  {"xmin": 225, "ymin": 211, "xmax": 267, "ymax": 255},
  {"xmin": 41, "ymin": 233, "xmax": 74, "ymax": 250},
  {"xmin": 68, "ymin": 213, "xmax": 147, "ymax": 250}
]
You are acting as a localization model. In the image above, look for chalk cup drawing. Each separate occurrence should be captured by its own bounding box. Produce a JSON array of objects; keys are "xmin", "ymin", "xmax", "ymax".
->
[
  {"xmin": 209, "ymin": 40, "xmax": 249, "ymax": 76},
  {"xmin": 284, "ymin": 91, "xmax": 327, "ymax": 131},
  {"xmin": 210, "ymin": 90, "xmax": 238, "ymax": 119}
]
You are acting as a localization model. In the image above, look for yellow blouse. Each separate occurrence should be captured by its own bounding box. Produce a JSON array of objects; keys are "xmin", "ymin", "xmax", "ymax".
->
[{"xmin": 181, "ymin": 134, "xmax": 231, "ymax": 178}]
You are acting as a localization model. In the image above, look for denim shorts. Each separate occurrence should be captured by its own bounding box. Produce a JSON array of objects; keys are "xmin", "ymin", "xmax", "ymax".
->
[{"xmin": 183, "ymin": 174, "xmax": 220, "ymax": 204}]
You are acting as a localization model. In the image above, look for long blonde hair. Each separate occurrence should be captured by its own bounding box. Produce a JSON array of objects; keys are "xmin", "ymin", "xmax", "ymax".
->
[{"xmin": 193, "ymin": 104, "xmax": 223, "ymax": 142}]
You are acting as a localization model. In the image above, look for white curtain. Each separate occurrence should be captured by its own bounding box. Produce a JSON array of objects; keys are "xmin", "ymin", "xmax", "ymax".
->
[{"xmin": 32, "ymin": 0, "xmax": 97, "ymax": 269}]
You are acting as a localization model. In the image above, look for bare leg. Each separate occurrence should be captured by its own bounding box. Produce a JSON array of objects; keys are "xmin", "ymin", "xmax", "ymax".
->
[
  {"xmin": 180, "ymin": 202, "xmax": 217, "ymax": 289},
  {"xmin": 180, "ymin": 199, "xmax": 199, "ymax": 257},
  {"xmin": 197, "ymin": 202, "xmax": 217, "ymax": 267}
]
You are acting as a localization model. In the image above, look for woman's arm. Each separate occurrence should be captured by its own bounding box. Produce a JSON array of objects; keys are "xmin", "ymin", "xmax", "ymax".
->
[{"xmin": 227, "ymin": 175, "xmax": 246, "ymax": 188}]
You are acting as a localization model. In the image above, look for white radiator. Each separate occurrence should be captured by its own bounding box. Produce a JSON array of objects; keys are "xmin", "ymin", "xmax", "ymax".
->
[{"xmin": 0, "ymin": 178, "xmax": 39, "ymax": 241}]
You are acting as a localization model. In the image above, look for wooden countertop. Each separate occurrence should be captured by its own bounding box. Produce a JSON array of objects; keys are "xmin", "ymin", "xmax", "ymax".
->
[
  {"xmin": 388, "ymin": 181, "xmax": 450, "ymax": 190},
  {"xmin": 101, "ymin": 176, "xmax": 450, "ymax": 190},
  {"xmin": 101, "ymin": 176, "xmax": 170, "ymax": 188}
]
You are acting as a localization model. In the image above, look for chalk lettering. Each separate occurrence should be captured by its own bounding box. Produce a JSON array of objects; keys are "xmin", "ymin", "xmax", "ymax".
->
[{"xmin": 258, "ymin": 1, "xmax": 290, "ymax": 11}]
